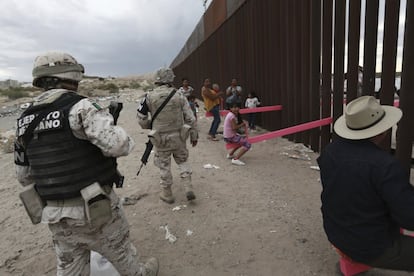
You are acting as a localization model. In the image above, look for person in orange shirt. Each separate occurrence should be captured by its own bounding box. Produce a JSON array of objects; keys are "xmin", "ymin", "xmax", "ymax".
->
[{"xmin": 201, "ymin": 78, "xmax": 223, "ymax": 141}]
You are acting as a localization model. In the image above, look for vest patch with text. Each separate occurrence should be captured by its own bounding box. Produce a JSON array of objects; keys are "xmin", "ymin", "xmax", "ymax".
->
[{"xmin": 17, "ymin": 110, "xmax": 63, "ymax": 137}]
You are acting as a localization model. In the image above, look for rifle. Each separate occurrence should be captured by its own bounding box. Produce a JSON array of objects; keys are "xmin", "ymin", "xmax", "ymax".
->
[
  {"xmin": 109, "ymin": 101, "xmax": 123, "ymax": 125},
  {"xmin": 108, "ymin": 101, "xmax": 125, "ymax": 188},
  {"xmin": 137, "ymin": 89, "xmax": 177, "ymax": 176},
  {"xmin": 136, "ymin": 140, "xmax": 153, "ymax": 176}
]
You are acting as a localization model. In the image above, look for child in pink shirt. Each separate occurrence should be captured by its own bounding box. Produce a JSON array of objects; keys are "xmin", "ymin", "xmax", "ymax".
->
[{"xmin": 223, "ymin": 102, "xmax": 251, "ymax": 166}]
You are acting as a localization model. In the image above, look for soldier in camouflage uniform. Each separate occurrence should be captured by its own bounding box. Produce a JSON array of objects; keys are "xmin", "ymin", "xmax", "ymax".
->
[
  {"xmin": 137, "ymin": 68, "xmax": 198, "ymax": 204},
  {"xmin": 14, "ymin": 52, "xmax": 158, "ymax": 276}
]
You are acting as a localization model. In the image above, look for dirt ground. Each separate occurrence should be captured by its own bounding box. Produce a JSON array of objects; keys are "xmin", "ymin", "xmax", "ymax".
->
[{"xmin": 0, "ymin": 90, "xmax": 413, "ymax": 276}]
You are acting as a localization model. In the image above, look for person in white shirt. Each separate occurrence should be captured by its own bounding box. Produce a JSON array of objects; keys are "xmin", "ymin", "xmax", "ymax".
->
[
  {"xmin": 177, "ymin": 77, "xmax": 198, "ymax": 119},
  {"xmin": 245, "ymin": 91, "xmax": 261, "ymax": 130}
]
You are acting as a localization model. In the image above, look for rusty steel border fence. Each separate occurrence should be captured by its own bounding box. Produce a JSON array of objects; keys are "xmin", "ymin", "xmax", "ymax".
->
[{"xmin": 171, "ymin": 0, "xmax": 414, "ymax": 174}]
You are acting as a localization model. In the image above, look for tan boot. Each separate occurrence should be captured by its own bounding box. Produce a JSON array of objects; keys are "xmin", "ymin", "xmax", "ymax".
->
[
  {"xmin": 142, "ymin": 257, "xmax": 159, "ymax": 276},
  {"xmin": 184, "ymin": 182, "xmax": 196, "ymax": 201},
  {"xmin": 160, "ymin": 187, "xmax": 175, "ymax": 204}
]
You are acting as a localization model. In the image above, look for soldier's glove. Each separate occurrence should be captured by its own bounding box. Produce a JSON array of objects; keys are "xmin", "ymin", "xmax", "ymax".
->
[{"xmin": 189, "ymin": 128, "xmax": 198, "ymax": 142}]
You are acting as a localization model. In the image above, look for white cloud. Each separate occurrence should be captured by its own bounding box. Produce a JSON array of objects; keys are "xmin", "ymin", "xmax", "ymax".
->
[{"xmin": 0, "ymin": 0, "xmax": 207, "ymax": 81}]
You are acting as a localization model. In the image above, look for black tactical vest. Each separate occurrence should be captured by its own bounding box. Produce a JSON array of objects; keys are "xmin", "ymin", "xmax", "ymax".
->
[{"xmin": 17, "ymin": 92, "xmax": 117, "ymax": 200}]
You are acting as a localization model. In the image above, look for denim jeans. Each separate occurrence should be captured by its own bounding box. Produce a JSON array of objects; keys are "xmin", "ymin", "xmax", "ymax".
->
[
  {"xmin": 208, "ymin": 105, "xmax": 221, "ymax": 136},
  {"xmin": 248, "ymin": 113, "xmax": 256, "ymax": 129}
]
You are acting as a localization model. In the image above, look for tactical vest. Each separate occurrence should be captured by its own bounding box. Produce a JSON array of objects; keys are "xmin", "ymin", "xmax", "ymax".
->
[
  {"xmin": 149, "ymin": 86, "xmax": 184, "ymax": 132},
  {"xmin": 16, "ymin": 92, "xmax": 117, "ymax": 200}
]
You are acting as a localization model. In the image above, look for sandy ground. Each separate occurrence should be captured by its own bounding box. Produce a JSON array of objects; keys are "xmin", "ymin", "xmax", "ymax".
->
[{"xmin": 0, "ymin": 91, "xmax": 414, "ymax": 276}]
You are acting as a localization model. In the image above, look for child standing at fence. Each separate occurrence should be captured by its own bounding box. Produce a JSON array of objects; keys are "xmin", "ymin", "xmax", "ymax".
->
[
  {"xmin": 245, "ymin": 91, "xmax": 261, "ymax": 131},
  {"xmin": 223, "ymin": 102, "xmax": 251, "ymax": 166}
]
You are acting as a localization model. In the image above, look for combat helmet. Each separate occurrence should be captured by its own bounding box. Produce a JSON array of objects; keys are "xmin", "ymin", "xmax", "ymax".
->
[
  {"xmin": 154, "ymin": 67, "xmax": 175, "ymax": 85},
  {"xmin": 32, "ymin": 52, "xmax": 84, "ymax": 89}
]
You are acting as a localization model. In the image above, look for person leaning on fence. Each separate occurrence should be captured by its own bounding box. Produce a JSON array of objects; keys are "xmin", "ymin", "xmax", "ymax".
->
[
  {"xmin": 223, "ymin": 102, "xmax": 251, "ymax": 166},
  {"xmin": 14, "ymin": 52, "xmax": 158, "ymax": 276},
  {"xmin": 318, "ymin": 95, "xmax": 414, "ymax": 271},
  {"xmin": 225, "ymin": 78, "xmax": 242, "ymax": 110},
  {"xmin": 137, "ymin": 68, "xmax": 198, "ymax": 204}
]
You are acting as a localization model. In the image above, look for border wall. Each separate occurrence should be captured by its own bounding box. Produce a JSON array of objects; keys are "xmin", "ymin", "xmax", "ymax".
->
[{"xmin": 171, "ymin": 0, "xmax": 414, "ymax": 174}]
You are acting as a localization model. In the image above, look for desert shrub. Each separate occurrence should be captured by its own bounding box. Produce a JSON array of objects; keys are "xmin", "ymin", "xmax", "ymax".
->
[
  {"xmin": 97, "ymin": 83, "xmax": 119, "ymax": 94},
  {"xmin": 0, "ymin": 87, "xmax": 31, "ymax": 99},
  {"xmin": 129, "ymin": 81, "xmax": 141, "ymax": 89}
]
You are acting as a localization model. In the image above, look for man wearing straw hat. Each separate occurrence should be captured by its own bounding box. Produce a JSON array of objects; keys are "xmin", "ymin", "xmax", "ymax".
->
[{"xmin": 318, "ymin": 96, "xmax": 414, "ymax": 270}]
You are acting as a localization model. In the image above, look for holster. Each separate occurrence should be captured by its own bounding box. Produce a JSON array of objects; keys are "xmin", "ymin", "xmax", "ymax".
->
[
  {"xmin": 19, "ymin": 184, "xmax": 45, "ymax": 225},
  {"xmin": 80, "ymin": 183, "xmax": 112, "ymax": 229}
]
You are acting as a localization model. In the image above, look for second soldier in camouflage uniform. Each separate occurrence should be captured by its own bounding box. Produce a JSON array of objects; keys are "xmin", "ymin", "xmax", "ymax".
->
[{"xmin": 137, "ymin": 68, "xmax": 198, "ymax": 204}]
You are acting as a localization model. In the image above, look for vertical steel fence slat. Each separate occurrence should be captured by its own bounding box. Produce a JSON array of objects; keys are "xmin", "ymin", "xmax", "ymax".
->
[
  {"xmin": 310, "ymin": 0, "xmax": 322, "ymax": 151},
  {"xmin": 396, "ymin": 1, "xmax": 414, "ymax": 176},
  {"xmin": 379, "ymin": 0, "xmax": 400, "ymax": 151},
  {"xmin": 269, "ymin": 0, "xmax": 282, "ymax": 130},
  {"xmin": 301, "ymin": 0, "xmax": 311, "ymax": 146},
  {"xmin": 362, "ymin": 0, "xmax": 380, "ymax": 96},
  {"xmin": 333, "ymin": 0, "xmax": 346, "ymax": 131},
  {"xmin": 287, "ymin": 1, "xmax": 295, "ymax": 141},
  {"xmin": 321, "ymin": 0, "xmax": 333, "ymax": 150},
  {"xmin": 278, "ymin": 0, "xmax": 288, "ymax": 128},
  {"xmin": 293, "ymin": 0, "xmax": 301, "ymax": 142},
  {"xmin": 346, "ymin": 0, "xmax": 362, "ymax": 103},
  {"xmin": 380, "ymin": 0, "xmax": 400, "ymax": 106}
]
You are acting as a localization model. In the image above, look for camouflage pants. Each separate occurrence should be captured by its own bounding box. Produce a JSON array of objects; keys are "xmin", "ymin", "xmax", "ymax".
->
[
  {"xmin": 48, "ymin": 193, "xmax": 144, "ymax": 276},
  {"xmin": 154, "ymin": 134, "xmax": 191, "ymax": 188}
]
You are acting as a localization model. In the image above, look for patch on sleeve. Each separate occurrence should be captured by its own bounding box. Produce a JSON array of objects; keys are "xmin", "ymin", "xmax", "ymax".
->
[{"xmin": 92, "ymin": 102, "xmax": 102, "ymax": 110}]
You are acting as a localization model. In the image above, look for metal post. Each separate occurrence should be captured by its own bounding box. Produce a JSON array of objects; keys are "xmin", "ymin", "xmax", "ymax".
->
[
  {"xmin": 333, "ymin": 0, "xmax": 346, "ymax": 132},
  {"xmin": 396, "ymin": 1, "xmax": 414, "ymax": 176},
  {"xmin": 362, "ymin": 0, "xmax": 379, "ymax": 96},
  {"xmin": 346, "ymin": 0, "xmax": 362, "ymax": 102},
  {"xmin": 321, "ymin": 0, "xmax": 333, "ymax": 149},
  {"xmin": 310, "ymin": 0, "xmax": 321, "ymax": 151}
]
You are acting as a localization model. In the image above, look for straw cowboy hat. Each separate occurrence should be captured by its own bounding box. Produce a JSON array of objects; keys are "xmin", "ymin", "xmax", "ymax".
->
[{"xmin": 334, "ymin": 96, "xmax": 402, "ymax": 140}]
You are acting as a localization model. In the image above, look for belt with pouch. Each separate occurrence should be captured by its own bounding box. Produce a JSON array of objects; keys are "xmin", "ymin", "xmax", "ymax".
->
[
  {"xmin": 46, "ymin": 185, "xmax": 112, "ymax": 207},
  {"xmin": 46, "ymin": 197, "xmax": 84, "ymax": 207}
]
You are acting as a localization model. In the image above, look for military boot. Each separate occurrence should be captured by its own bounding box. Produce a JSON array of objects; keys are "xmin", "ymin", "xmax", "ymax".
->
[
  {"xmin": 183, "ymin": 181, "xmax": 196, "ymax": 201},
  {"xmin": 142, "ymin": 257, "xmax": 159, "ymax": 276},
  {"xmin": 160, "ymin": 186, "xmax": 175, "ymax": 204}
]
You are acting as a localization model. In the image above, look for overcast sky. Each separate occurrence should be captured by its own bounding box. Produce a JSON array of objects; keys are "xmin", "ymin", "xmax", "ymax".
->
[
  {"xmin": 0, "ymin": 0, "xmax": 212, "ymax": 82},
  {"xmin": 0, "ymin": 0, "xmax": 407, "ymax": 84}
]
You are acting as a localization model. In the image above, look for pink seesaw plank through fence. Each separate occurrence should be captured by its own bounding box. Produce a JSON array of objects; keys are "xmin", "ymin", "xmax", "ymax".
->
[
  {"xmin": 205, "ymin": 105, "xmax": 283, "ymax": 117},
  {"xmin": 248, "ymin": 117, "xmax": 333, "ymax": 144}
]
